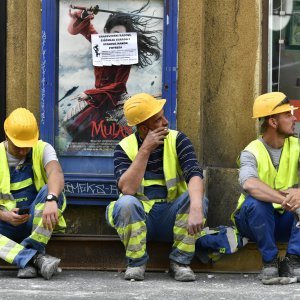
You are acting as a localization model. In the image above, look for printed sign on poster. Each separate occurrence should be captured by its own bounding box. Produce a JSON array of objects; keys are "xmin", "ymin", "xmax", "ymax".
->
[{"xmin": 57, "ymin": 0, "xmax": 164, "ymax": 156}]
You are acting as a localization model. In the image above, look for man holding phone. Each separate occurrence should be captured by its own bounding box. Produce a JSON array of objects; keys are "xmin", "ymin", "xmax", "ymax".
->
[
  {"xmin": 0, "ymin": 108, "xmax": 67, "ymax": 279},
  {"xmin": 106, "ymin": 93, "xmax": 206, "ymax": 281}
]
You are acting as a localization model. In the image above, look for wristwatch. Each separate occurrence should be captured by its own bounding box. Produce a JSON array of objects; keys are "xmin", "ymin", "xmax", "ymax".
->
[{"xmin": 46, "ymin": 194, "xmax": 58, "ymax": 202}]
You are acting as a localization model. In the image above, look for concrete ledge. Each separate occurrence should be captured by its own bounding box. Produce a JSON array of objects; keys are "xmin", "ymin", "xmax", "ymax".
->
[
  {"xmin": 45, "ymin": 235, "xmax": 286, "ymax": 273},
  {"xmin": 0, "ymin": 234, "xmax": 287, "ymax": 272}
]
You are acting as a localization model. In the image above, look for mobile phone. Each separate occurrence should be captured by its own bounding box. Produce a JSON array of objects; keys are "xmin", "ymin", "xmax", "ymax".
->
[{"xmin": 18, "ymin": 207, "xmax": 30, "ymax": 215}]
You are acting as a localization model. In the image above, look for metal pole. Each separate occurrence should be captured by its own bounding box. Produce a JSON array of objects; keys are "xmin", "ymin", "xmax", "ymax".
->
[
  {"xmin": 0, "ymin": 0, "xmax": 6, "ymax": 140},
  {"xmin": 70, "ymin": 4, "xmax": 163, "ymax": 20}
]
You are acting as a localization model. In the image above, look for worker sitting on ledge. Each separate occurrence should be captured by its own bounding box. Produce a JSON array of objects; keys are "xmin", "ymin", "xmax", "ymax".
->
[
  {"xmin": 106, "ymin": 93, "xmax": 207, "ymax": 282},
  {"xmin": 0, "ymin": 108, "xmax": 67, "ymax": 280}
]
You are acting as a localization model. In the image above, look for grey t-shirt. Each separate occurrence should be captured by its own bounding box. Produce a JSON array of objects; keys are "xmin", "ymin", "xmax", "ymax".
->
[
  {"xmin": 239, "ymin": 137, "xmax": 282, "ymax": 187},
  {"xmin": 5, "ymin": 142, "xmax": 58, "ymax": 169}
]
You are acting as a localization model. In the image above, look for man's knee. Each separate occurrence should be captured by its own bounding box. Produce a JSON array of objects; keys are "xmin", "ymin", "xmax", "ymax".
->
[
  {"xmin": 243, "ymin": 195, "xmax": 273, "ymax": 216},
  {"xmin": 115, "ymin": 195, "xmax": 143, "ymax": 212},
  {"xmin": 107, "ymin": 195, "xmax": 145, "ymax": 226}
]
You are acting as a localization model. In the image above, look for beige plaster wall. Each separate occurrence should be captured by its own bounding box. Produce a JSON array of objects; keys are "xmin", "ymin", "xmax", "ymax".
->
[
  {"xmin": 201, "ymin": 0, "xmax": 261, "ymax": 168},
  {"xmin": 177, "ymin": 0, "xmax": 204, "ymax": 158},
  {"xmin": 7, "ymin": 0, "xmax": 262, "ymax": 164},
  {"xmin": 5, "ymin": 0, "xmax": 265, "ymax": 227},
  {"xmin": 6, "ymin": 0, "xmax": 41, "ymax": 119}
]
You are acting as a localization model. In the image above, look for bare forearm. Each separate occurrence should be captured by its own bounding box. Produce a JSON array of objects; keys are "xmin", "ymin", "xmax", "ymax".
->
[
  {"xmin": 188, "ymin": 176, "xmax": 204, "ymax": 210},
  {"xmin": 47, "ymin": 171, "xmax": 64, "ymax": 196},
  {"xmin": 243, "ymin": 177, "xmax": 285, "ymax": 204},
  {"xmin": 118, "ymin": 148, "xmax": 150, "ymax": 195},
  {"xmin": 187, "ymin": 176, "xmax": 205, "ymax": 234},
  {"xmin": 45, "ymin": 161, "xmax": 65, "ymax": 197}
]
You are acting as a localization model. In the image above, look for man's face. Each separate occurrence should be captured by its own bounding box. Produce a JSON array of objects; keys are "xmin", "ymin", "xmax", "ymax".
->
[
  {"xmin": 6, "ymin": 138, "xmax": 31, "ymax": 159},
  {"xmin": 273, "ymin": 111, "xmax": 297, "ymax": 137},
  {"xmin": 143, "ymin": 109, "xmax": 169, "ymax": 131}
]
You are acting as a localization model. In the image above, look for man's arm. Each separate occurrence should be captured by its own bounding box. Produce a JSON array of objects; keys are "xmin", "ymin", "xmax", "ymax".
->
[
  {"xmin": 42, "ymin": 148, "xmax": 65, "ymax": 231},
  {"xmin": 243, "ymin": 177, "xmax": 285, "ymax": 204},
  {"xmin": 45, "ymin": 160, "xmax": 65, "ymax": 197},
  {"xmin": 176, "ymin": 132, "xmax": 205, "ymax": 235},
  {"xmin": 187, "ymin": 176, "xmax": 205, "ymax": 235},
  {"xmin": 240, "ymin": 150, "xmax": 285, "ymax": 204},
  {"xmin": 118, "ymin": 128, "xmax": 168, "ymax": 195},
  {"xmin": 0, "ymin": 208, "xmax": 30, "ymax": 226},
  {"xmin": 281, "ymin": 188, "xmax": 300, "ymax": 211}
]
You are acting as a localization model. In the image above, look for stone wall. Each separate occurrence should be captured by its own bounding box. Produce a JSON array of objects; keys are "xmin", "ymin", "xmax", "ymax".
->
[{"xmin": 6, "ymin": 0, "xmax": 264, "ymax": 231}]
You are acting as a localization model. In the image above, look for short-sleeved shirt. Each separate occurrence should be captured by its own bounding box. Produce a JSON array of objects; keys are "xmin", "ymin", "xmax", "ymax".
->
[
  {"xmin": 6, "ymin": 142, "xmax": 58, "ymax": 169},
  {"xmin": 239, "ymin": 137, "xmax": 283, "ymax": 187},
  {"xmin": 114, "ymin": 131, "xmax": 203, "ymax": 186}
]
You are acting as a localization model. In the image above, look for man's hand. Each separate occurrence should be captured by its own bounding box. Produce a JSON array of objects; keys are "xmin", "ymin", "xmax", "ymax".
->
[
  {"xmin": 188, "ymin": 206, "xmax": 205, "ymax": 235},
  {"xmin": 42, "ymin": 201, "xmax": 59, "ymax": 231},
  {"xmin": 0, "ymin": 208, "xmax": 30, "ymax": 226},
  {"xmin": 141, "ymin": 127, "xmax": 169, "ymax": 152},
  {"xmin": 281, "ymin": 188, "xmax": 300, "ymax": 211}
]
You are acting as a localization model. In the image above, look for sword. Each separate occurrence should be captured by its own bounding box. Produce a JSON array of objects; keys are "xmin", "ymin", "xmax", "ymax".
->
[{"xmin": 70, "ymin": 4, "xmax": 163, "ymax": 20}]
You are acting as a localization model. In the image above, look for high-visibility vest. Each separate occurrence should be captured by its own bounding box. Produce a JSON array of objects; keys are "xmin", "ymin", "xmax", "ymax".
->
[
  {"xmin": 0, "ymin": 140, "xmax": 55, "ymax": 210},
  {"xmin": 119, "ymin": 130, "xmax": 188, "ymax": 203},
  {"xmin": 235, "ymin": 137, "xmax": 299, "ymax": 211}
]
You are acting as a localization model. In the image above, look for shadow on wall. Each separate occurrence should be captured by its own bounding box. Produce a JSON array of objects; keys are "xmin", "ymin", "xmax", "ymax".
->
[{"xmin": 206, "ymin": 167, "xmax": 240, "ymax": 227}]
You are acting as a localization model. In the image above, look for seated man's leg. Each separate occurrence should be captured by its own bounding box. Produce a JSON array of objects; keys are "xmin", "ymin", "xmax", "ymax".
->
[
  {"xmin": 20, "ymin": 185, "xmax": 66, "ymax": 279},
  {"xmin": 21, "ymin": 185, "xmax": 66, "ymax": 252},
  {"xmin": 278, "ymin": 214, "xmax": 300, "ymax": 283},
  {"xmin": 0, "ymin": 222, "xmax": 37, "ymax": 269},
  {"xmin": 163, "ymin": 191, "xmax": 203, "ymax": 281},
  {"xmin": 106, "ymin": 195, "xmax": 148, "ymax": 280},
  {"xmin": 234, "ymin": 195, "xmax": 278, "ymax": 280}
]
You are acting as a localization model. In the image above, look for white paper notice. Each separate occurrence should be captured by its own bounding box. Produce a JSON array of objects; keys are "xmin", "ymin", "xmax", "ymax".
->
[{"xmin": 91, "ymin": 32, "xmax": 138, "ymax": 66}]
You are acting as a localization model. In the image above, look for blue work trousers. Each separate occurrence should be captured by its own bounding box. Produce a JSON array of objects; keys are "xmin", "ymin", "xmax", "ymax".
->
[
  {"xmin": 106, "ymin": 191, "xmax": 208, "ymax": 267},
  {"xmin": 0, "ymin": 185, "xmax": 64, "ymax": 268},
  {"xmin": 234, "ymin": 195, "xmax": 300, "ymax": 262}
]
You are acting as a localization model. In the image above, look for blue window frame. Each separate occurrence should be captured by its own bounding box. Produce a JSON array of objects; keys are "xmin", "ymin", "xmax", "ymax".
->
[
  {"xmin": 40, "ymin": 0, "xmax": 178, "ymax": 205},
  {"xmin": 0, "ymin": 0, "xmax": 6, "ymax": 141}
]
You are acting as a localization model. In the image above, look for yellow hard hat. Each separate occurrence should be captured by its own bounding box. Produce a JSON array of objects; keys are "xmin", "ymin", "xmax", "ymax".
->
[
  {"xmin": 252, "ymin": 92, "xmax": 298, "ymax": 118},
  {"xmin": 4, "ymin": 108, "xmax": 39, "ymax": 147},
  {"xmin": 124, "ymin": 93, "xmax": 166, "ymax": 126}
]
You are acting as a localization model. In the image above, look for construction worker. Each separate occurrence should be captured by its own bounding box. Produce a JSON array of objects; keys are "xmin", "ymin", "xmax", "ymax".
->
[
  {"xmin": 0, "ymin": 108, "xmax": 66, "ymax": 279},
  {"xmin": 106, "ymin": 93, "xmax": 206, "ymax": 281},
  {"xmin": 232, "ymin": 92, "xmax": 300, "ymax": 284}
]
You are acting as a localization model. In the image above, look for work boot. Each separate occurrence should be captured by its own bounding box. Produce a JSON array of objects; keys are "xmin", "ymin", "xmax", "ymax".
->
[
  {"xmin": 124, "ymin": 264, "xmax": 146, "ymax": 281},
  {"xmin": 33, "ymin": 254, "xmax": 61, "ymax": 280},
  {"xmin": 17, "ymin": 264, "xmax": 37, "ymax": 279},
  {"xmin": 278, "ymin": 254, "xmax": 300, "ymax": 284},
  {"xmin": 260, "ymin": 257, "xmax": 280, "ymax": 285},
  {"xmin": 169, "ymin": 261, "xmax": 196, "ymax": 282}
]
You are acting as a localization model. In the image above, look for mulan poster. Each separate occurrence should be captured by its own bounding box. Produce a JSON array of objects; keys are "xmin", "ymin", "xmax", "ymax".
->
[{"xmin": 57, "ymin": 0, "xmax": 164, "ymax": 155}]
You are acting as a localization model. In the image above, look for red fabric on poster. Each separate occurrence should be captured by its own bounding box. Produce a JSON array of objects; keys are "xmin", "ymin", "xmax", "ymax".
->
[{"xmin": 65, "ymin": 11, "xmax": 132, "ymax": 141}]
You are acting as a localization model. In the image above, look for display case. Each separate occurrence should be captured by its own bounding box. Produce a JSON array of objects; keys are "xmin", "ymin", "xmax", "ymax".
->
[{"xmin": 40, "ymin": 0, "xmax": 178, "ymax": 204}]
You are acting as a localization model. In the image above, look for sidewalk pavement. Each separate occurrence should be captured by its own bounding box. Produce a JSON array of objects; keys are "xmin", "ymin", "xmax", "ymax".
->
[{"xmin": 1, "ymin": 270, "xmax": 299, "ymax": 300}]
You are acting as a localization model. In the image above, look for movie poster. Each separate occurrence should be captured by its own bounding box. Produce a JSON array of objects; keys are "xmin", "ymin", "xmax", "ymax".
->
[{"xmin": 57, "ymin": 0, "xmax": 164, "ymax": 156}]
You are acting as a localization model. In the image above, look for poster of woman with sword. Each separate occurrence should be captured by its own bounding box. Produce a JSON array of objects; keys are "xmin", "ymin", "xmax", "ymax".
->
[{"xmin": 57, "ymin": 0, "xmax": 163, "ymax": 155}]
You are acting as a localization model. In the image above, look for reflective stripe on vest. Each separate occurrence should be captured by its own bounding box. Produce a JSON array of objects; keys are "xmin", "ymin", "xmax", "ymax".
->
[
  {"xmin": 119, "ymin": 130, "xmax": 188, "ymax": 202},
  {"xmin": 236, "ymin": 137, "xmax": 299, "ymax": 211},
  {"xmin": 0, "ymin": 140, "xmax": 47, "ymax": 211}
]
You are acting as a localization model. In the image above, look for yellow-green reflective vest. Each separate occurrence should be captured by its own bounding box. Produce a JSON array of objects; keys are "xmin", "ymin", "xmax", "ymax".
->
[
  {"xmin": 0, "ymin": 140, "xmax": 52, "ymax": 210},
  {"xmin": 236, "ymin": 137, "xmax": 299, "ymax": 212},
  {"xmin": 119, "ymin": 130, "xmax": 188, "ymax": 205}
]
